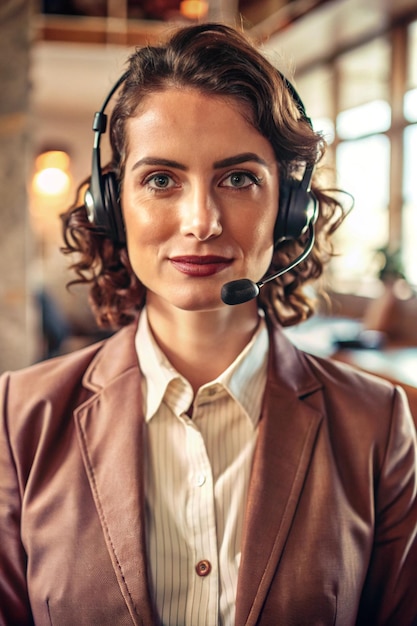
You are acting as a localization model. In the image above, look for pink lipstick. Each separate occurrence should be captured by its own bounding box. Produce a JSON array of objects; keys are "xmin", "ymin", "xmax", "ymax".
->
[{"xmin": 170, "ymin": 255, "xmax": 232, "ymax": 277}]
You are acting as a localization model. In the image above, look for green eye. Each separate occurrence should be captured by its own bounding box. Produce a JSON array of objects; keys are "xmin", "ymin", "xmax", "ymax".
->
[
  {"xmin": 144, "ymin": 173, "xmax": 177, "ymax": 191},
  {"xmin": 230, "ymin": 173, "xmax": 247, "ymax": 187},
  {"xmin": 221, "ymin": 171, "xmax": 259, "ymax": 188},
  {"xmin": 152, "ymin": 174, "xmax": 170, "ymax": 188}
]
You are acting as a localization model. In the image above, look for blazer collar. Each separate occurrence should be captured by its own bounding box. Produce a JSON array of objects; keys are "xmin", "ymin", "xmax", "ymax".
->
[
  {"xmin": 82, "ymin": 322, "xmax": 140, "ymax": 393},
  {"xmin": 80, "ymin": 317, "xmax": 320, "ymax": 400},
  {"xmin": 74, "ymin": 321, "xmax": 158, "ymax": 626},
  {"xmin": 235, "ymin": 319, "xmax": 324, "ymax": 626},
  {"xmin": 266, "ymin": 317, "xmax": 322, "ymax": 397}
]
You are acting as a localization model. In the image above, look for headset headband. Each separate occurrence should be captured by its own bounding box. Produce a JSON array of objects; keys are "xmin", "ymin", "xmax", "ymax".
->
[{"xmin": 85, "ymin": 65, "xmax": 317, "ymax": 244}]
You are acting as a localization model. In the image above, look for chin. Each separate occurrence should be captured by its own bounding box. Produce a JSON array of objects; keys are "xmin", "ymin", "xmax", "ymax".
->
[
  {"xmin": 174, "ymin": 297, "xmax": 224, "ymax": 313},
  {"xmin": 163, "ymin": 286, "xmax": 225, "ymax": 312}
]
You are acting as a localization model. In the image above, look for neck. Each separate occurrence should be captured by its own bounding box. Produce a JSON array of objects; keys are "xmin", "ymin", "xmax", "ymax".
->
[{"xmin": 146, "ymin": 298, "xmax": 261, "ymax": 393}]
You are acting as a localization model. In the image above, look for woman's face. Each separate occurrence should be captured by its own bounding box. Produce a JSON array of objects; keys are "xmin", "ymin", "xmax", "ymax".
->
[{"xmin": 121, "ymin": 88, "xmax": 279, "ymax": 312}]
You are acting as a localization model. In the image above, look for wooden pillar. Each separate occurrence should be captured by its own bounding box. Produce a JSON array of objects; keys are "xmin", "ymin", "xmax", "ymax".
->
[
  {"xmin": 0, "ymin": 0, "xmax": 38, "ymax": 372},
  {"xmin": 389, "ymin": 24, "xmax": 407, "ymax": 250},
  {"xmin": 208, "ymin": 0, "xmax": 239, "ymax": 24}
]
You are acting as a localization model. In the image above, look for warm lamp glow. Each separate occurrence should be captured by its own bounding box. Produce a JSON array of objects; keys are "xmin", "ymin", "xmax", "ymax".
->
[
  {"xmin": 33, "ymin": 168, "xmax": 71, "ymax": 196},
  {"xmin": 180, "ymin": 0, "xmax": 208, "ymax": 19},
  {"xmin": 35, "ymin": 150, "xmax": 70, "ymax": 172},
  {"xmin": 32, "ymin": 150, "xmax": 71, "ymax": 197}
]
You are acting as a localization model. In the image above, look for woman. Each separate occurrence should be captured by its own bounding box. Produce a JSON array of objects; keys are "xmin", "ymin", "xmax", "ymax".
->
[{"xmin": 1, "ymin": 22, "xmax": 417, "ymax": 626}]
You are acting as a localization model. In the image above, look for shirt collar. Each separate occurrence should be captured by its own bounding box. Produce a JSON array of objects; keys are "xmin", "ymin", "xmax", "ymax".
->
[
  {"xmin": 135, "ymin": 309, "xmax": 268, "ymax": 428},
  {"xmin": 206, "ymin": 317, "xmax": 268, "ymax": 427}
]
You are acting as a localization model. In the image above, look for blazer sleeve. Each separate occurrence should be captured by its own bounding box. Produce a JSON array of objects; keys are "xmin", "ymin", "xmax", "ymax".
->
[
  {"xmin": 0, "ymin": 373, "xmax": 34, "ymax": 626},
  {"xmin": 356, "ymin": 385, "xmax": 417, "ymax": 626}
]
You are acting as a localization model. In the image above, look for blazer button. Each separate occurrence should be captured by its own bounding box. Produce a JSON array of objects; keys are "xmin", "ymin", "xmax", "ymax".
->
[{"xmin": 195, "ymin": 560, "xmax": 212, "ymax": 577}]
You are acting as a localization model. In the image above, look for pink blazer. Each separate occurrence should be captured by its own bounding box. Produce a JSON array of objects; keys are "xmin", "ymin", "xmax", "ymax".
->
[{"xmin": 1, "ymin": 321, "xmax": 417, "ymax": 625}]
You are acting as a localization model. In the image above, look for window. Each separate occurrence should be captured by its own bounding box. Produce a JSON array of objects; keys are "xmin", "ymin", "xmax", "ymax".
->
[
  {"xmin": 296, "ymin": 65, "xmax": 335, "ymax": 143},
  {"xmin": 330, "ymin": 37, "xmax": 391, "ymax": 291},
  {"xmin": 337, "ymin": 38, "xmax": 391, "ymax": 112},
  {"xmin": 336, "ymin": 100, "xmax": 391, "ymax": 139},
  {"xmin": 404, "ymin": 23, "xmax": 417, "ymax": 124},
  {"xmin": 402, "ymin": 21, "xmax": 417, "ymax": 287},
  {"xmin": 403, "ymin": 125, "xmax": 417, "ymax": 285},
  {"xmin": 291, "ymin": 22, "xmax": 417, "ymax": 293},
  {"xmin": 333, "ymin": 135, "xmax": 390, "ymax": 289}
]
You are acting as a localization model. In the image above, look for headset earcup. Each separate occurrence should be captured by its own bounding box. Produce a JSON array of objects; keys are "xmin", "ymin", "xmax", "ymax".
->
[
  {"xmin": 275, "ymin": 179, "xmax": 317, "ymax": 243},
  {"xmin": 84, "ymin": 150, "xmax": 125, "ymax": 244},
  {"xmin": 103, "ymin": 172, "xmax": 126, "ymax": 244}
]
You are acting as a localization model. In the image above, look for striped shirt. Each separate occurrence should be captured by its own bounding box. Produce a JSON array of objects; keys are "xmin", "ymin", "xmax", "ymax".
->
[{"xmin": 135, "ymin": 310, "xmax": 268, "ymax": 626}]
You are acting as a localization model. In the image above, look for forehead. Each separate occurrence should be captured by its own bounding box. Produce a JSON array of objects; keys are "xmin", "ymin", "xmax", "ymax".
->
[
  {"xmin": 124, "ymin": 87, "xmax": 274, "ymax": 162},
  {"xmin": 132, "ymin": 85, "xmax": 254, "ymax": 120}
]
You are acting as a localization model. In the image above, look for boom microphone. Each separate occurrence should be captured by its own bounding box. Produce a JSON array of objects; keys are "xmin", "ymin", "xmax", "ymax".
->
[{"xmin": 220, "ymin": 223, "xmax": 315, "ymax": 305}]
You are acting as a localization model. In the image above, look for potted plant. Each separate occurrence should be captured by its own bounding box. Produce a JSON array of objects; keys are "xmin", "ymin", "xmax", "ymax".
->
[
  {"xmin": 375, "ymin": 245, "xmax": 405, "ymax": 284},
  {"xmin": 363, "ymin": 245, "xmax": 407, "ymax": 335}
]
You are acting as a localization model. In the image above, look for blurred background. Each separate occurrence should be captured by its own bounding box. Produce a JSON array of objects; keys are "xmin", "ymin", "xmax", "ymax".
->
[{"xmin": 1, "ymin": 0, "xmax": 417, "ymax": 397}]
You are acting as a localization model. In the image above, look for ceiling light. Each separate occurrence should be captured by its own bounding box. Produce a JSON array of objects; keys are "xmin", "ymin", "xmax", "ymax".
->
[{"xmin": 179, "ymin": 1, "xmax": 208, "ymax": 20}]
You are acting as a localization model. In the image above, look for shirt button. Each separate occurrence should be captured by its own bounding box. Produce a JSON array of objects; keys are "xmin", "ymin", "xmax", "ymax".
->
[
  {"xmin": 195, "ymin": 560, "xmax": 212, "ymax": 577},
  {"xmin": 195, "ymin": 473, "xmax": 206, "ymax": 487}
]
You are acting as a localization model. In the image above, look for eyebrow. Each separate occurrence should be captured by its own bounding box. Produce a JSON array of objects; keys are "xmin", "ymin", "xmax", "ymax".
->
[
  {"xmin": 213, "ymin": 153, "xmax": 269, "ymax": 169},
  {"xmin": 131, "ymin": 157, "xmax": 187, "ymax": 172},
  {"xmin": 130, "ymin": 152, "xmax": 270, "ymax": 172}
]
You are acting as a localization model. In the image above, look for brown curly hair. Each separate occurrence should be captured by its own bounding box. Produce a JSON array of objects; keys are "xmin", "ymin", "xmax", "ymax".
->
[{"xmin": 61, "ymin": 22, "xmax": 348, "ymax": 329}]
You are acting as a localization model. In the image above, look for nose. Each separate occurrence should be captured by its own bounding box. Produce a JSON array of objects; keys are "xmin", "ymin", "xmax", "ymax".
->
[{"xmin": 179, "ymin": 187, "xmax": 222, "ymax": 241}]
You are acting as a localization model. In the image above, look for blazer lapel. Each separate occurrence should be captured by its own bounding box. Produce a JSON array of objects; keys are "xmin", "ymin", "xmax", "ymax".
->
[
  {"xmin": 72, "ymin": 322, "xmax": 323, "ymax": 626},
  {"xmin": 235, "ymin": 326, "xmax": 323, "ymax": 626},
  {"xmin": 74, "ymin": 325, "xmax": 157, "ymax": 626}
]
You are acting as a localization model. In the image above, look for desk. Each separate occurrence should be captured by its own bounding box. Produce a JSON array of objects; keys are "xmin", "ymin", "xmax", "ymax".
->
[
  {"xmin": 332, "ymin": 347, "xmax": 417, "ymax": 389},
  {"xmin": 285, "ymin": 317, "xmax": 417, "ymax": 425}
]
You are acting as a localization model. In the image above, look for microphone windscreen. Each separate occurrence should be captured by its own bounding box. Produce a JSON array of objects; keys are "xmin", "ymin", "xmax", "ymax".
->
[{"xmin": 221, "ymin": 279, "xmax": 260, "ymax": 305}]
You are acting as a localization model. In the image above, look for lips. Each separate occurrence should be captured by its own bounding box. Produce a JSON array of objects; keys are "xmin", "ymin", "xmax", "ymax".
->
[{"xmin": 170, "ymin": 255, "xmax": 232, "ymax": 277}]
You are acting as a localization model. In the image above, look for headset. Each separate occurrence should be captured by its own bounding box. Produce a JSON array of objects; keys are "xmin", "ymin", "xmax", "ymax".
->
[
  {"xmin": 84, "ymin": 71, "xmax": 129, "ymax": 245},
  {"xmin": 84, "ymin": 70, "xmax": 318, "ymax": 250}
]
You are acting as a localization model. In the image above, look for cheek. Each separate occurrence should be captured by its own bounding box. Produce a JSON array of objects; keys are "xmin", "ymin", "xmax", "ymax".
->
[
  {"xmin": 240, "ymin": 189, "xmax": 278, "ymax": 251},
  {"xmin": 248, "ymin": 213, "xmax": 278, "ymax": 273},
  {"xmin": 122, "ymin": 196, "xmax": 170, "ymax": 247},
  {"xmin": 235, "ymin": 211, "xmax": 277, "ymax": 252},
  {"xmin": 121, "ymin": 211, "xmax": 156, "ymax": 276}
]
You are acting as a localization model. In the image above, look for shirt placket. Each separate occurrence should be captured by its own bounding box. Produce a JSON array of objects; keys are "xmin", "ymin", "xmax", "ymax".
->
[{"xmin": 183, "ymin": 412, "xmax": 219, "ymax": 626}]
